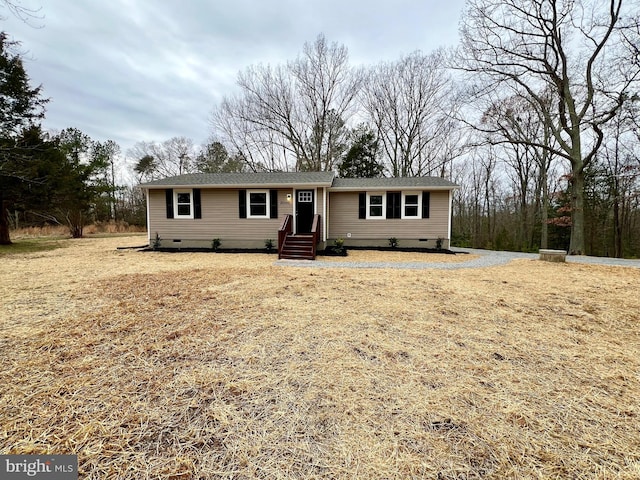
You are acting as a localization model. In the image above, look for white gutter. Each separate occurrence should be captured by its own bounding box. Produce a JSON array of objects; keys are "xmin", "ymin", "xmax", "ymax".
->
[
  {"xmin": 141, "ymin": 182, "xmax": 334, "ymax": 190},
  {"xmin": 327, "ymin": 186, "xmax": 459, "ymax": 192}
]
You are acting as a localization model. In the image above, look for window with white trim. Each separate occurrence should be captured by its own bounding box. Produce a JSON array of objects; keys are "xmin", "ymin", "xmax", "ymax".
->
[
  {"xmin": 367, "ymin": 192, "xmax": 385, "ymax": 219},
  {"xmin": 402, "ymin": 192, "xmax": 421, "ymax": 219},
  {"xmin": 247, "ymin": 190, "xmax": 269, "ymax": 218},
  {"xmin": 174, "ymin": 190, "xmax": 193, "ymax": 219}
]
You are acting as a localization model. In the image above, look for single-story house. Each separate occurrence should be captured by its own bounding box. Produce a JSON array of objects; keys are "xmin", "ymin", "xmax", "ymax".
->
[{"xmin": 140, "ymin": 172, "xmax": 458, "ymax": 259}]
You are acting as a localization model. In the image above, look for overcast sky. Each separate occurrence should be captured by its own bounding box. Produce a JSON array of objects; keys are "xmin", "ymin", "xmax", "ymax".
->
[{"xmin": 2, "ymin": 0, "xmax": 466, "ymax": 159}]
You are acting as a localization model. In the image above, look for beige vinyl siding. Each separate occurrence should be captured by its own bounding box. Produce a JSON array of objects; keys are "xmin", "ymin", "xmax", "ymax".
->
[
  {"xmin": 328, "ymin": 190, "xmax": 451, "ymax": 241},
  {"xmin": 148, "ymin": 186, "xmax": 449, "ymax": 249},
  {"xmin": 148, "ymin": 188, "xmax": 293, "ymax": 246},
  {"xmin": 317, "ymin": 187, "xmax": 325, "ymax": 218}
]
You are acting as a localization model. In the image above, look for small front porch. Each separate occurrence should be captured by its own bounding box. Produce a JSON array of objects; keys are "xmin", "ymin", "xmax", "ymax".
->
[{"xmin": 278, "ymin": 214, "xmax": 321, "ymax": 260}]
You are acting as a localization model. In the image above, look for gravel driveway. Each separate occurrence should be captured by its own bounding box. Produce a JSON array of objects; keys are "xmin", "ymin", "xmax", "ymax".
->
[
  {"xmin": 276, "ymin": 248, "xmax": 640, "ymax": 269},
  {"xmin": 455, "ymin": 247, "xmax": 640, "ymax": 269}
]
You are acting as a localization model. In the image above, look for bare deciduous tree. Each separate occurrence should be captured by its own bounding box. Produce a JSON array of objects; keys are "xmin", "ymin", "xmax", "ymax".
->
[
  {"xmin": 91, "ymin": 139, "xmax": 120, "ymax": 220},
  {"xmin": 362, "ymin": 51, "xmax": 454, "ymax": 177},
  {"xmin": 211, "ymin": 34, "xmax": 364, "ymax": 172},
  {"xmin": 0, "ymin": 0, "xmax": 42, "ymax": 24},
  {"xmin": 211, "ymin": 103, "xmax": 288, "ymax": 172},
  {"xmin": 598, "ymin": 101, "xmax": 640, "ymax": 257},
  {"xmin": 456, "ymin": 0, "xmax": 640, "ymax": 254},
  {"xmin": 129, "ymin": 137, "xmax": 196, "ymax": 181},
  {"xmin": 479, "ymin": 91, "xmax": 560, "ymax": 249}
]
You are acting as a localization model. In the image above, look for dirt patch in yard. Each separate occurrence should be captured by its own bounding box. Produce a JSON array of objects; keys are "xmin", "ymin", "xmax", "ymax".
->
[{"xmin": 1, "ymin": 236, "xmax": 639, "ymax": 479}]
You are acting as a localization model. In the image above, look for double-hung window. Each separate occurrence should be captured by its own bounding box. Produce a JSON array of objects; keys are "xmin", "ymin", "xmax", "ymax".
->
[
  {"xmin": 402, "ymin": 193, "xmax": 421, "ymax": 219},
  {"xmin": 239, "ymin": 189, "xmax": 277, "ymax": 219},
  {"xmin": 367, "ymin": 193, "xmax": 385, "ymax": 219},
  {"xmin": 174, "ymin": 190, "xmax": 194, "ymax": 219},
  {"xmin": 248, "ymin": 190, "xmax": 269, "ymax": 218}
]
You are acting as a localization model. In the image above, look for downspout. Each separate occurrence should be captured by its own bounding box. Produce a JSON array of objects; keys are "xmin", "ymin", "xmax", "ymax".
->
[
  {"xmin": 447, "ymin": 189, "xmax": 453, "ymax": 247},
  {"xmin": 145, "ymin": 188, "xmax": 151, "ymax": 244},
  {"xmin": 323, "ymin": 187, "xmax": 328, "ymax": 242}
]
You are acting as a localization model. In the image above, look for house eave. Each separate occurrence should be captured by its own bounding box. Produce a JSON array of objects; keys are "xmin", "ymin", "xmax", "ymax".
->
[
  {"xmin": 141, "ymin": 181, "xmax": 334, "ymax": 190},
  {"xmin": 327, "ymin": 185, "xmax": 459, "ymax": 192}
]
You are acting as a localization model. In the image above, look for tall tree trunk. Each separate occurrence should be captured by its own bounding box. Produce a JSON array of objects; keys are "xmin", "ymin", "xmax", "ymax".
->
[
  {"xmin": 569, "ymin": 169, "xmax": 585, "ymax": 255},
  {"xmin": 613, "ymin": 194, "xmax": 622, "ymax": 258},
  {"xmin": 110, "ymin": 157, "xmax": 117, "ymax": 221},
  {"xmin": 520, "ymin": 191, "xmax": 528, "ymax": 250},
  {"xmin": 0, "ymin": 186, "xmax": 12, "ymax": 245},
  {"xmin": 540, "ymin": 170, "xmax": 549, "ymax": 249},
  {"xmin": 538, "ymin": 125, "xmax": 552, "ymax": 250}
]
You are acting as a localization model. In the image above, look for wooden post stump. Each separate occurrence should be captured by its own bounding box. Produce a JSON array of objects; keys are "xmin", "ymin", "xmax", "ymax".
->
[{"xmin": 539, "ymin": 249, "xmax": 567, "ymax": 263}]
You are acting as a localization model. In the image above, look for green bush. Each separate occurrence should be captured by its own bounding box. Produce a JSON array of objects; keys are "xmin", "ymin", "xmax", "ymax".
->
[
  {"xmin": 388, "ymin": 237, "xmax": 399, "ymax": 248},
  {"xmin": 211, "ymin": 238, "xmax": 222, "ymax": 251}
]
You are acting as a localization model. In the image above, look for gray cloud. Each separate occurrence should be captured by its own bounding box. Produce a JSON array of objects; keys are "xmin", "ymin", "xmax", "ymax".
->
[{"xmin": 2, "ymin": 0, "xmax": 466, "ymax": 156}]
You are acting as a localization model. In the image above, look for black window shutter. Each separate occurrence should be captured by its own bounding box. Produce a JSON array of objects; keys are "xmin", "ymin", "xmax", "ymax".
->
[
  {"xmin": 165, "ymin": 189, "xmax": 174, "ymax": 219},
  {"xmin": 422, "ymin": 191, "xmax": 431, "ymax": 219},
  {"xmin": 239, "ymin": 190, "xmax": 247, "ymax": 218},
  {"xmin": 270, "ymin": 190, "xmax": 278, "ymax": 218},
  {"xmin": 193, "ymin": 189, "xmax": 202, "ymax": 219},
  {"xmin": 358, "ymin": 192, "xmax": 366, "ymax": 219},
  {"xmin": 387, "ymin": 192, "xmax": 401, "ymax": 219}
]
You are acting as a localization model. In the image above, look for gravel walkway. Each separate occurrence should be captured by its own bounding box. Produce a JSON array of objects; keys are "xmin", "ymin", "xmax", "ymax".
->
[{"xmin": 275, "ymin": 248, "xmax": 640, "ymax": 270}]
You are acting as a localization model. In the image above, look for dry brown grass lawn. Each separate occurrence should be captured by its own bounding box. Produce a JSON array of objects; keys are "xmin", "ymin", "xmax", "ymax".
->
[
  {"xmin": 320, "ymin": 249, "xmax": 480, "ymax": 263},
  {"xmin": 1, "ymin": 236, "xmax": 639, "ymax": 479}
]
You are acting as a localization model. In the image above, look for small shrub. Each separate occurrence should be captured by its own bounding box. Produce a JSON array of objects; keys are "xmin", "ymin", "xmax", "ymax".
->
[
  {"xmin": 333, "ymin": 238, "xmax": 345, "ymax": 254},
  {"xmin": 436, "ymin": 237, "xmax": 443, "ymax": 250},
  {"xmin": 388, "ymin": 237, "xmax": 399, "ymax": 248},
  {"xmin": 211, "ymin": 238, "xmax": 221, "ymax": 251},
  {"xmin": 265, "ymin": 239, "xmax": 274, "ymax": 252},
  {"xmin": 152, "ymin": 232, "xmax": 161, "ymax": 250}
]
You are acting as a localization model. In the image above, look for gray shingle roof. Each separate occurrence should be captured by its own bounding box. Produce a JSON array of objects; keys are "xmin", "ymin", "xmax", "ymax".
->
[
  {"xmin": 331, "ymin": 177, "xmax": 458, "ymax": 189},
  {"xmin": 140, "ymin": 172, "xmax": 459, "ymax": 189},
  {"xmin": 140, "ymin": 172, "xmax": 336, "ymax": 188}
]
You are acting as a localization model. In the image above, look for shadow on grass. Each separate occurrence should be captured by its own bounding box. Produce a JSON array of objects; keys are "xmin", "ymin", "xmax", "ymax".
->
[{"xmin": 0, "ymin": 238, "xmax": 68, "ymax": 257}]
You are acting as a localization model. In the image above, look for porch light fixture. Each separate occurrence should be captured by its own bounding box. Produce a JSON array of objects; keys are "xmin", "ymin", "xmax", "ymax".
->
[{"xmin": 286, "ymin": 193, "xmax": 292, "ymax": 202}]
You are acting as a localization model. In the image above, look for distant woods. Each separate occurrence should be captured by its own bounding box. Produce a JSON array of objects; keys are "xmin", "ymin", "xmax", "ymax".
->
[
  {"xmin": 0, "ymin": 122, "xmax": 140, "ymax": 242},
  {"xmin": 2, "ymin": 0, "xmax": 640, "ymax": 256}
]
